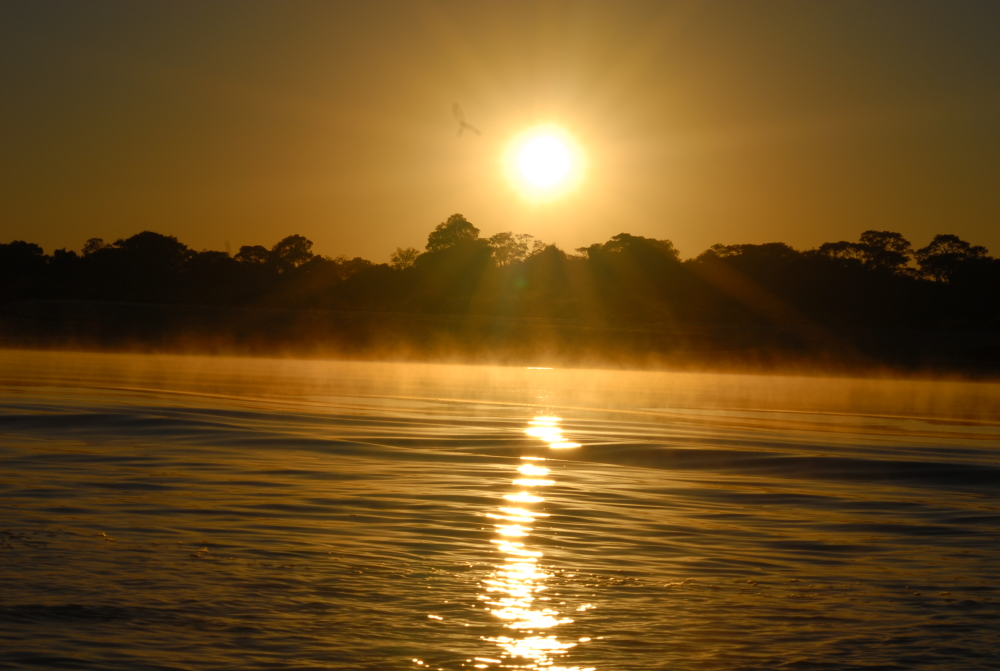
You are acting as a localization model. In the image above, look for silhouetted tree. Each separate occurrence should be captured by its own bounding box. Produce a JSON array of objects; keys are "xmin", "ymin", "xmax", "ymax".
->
[
  {"xmin": 235, "ymin": 245, "xmax": 271, "ymax": 265},
  {"xmin": 576, "ymin": 233, "xmax": 684, "ymax": 319},
  {"xmin": 817, "ymin": 231, "xmax": 912, "ymax": 273},
  {"xmin": 413, "ymin": 234, "xmax": 493, "ymax": 313},
  {"xmin": 329, "ymin": 255, "xmax": 376, "ymax": 279},
  {"xmin": 702, "ymin": 242, "xmax": 798, "ymax": 262},
  {"xmin": 270, "ymin": 234, "xmax": 314, "ymax": 272},
  {"xmin": 82, "ymin": 238, "xmax": 108, "ymax": 255},
  {"xmin": 512, "ymin": 244, "xmax": 581, "ymax": 317},
  {"xmin": 109, "ymin": 231, "xmax": 191, "ymax": 301},
  {"xmin": 916, "ymin": 234, "xmax": 989, "ymax": 282},
  {"xmin": 580, "ymin": 233, "xmax": 681, "ymax": 263},
  {"xmin": 815, "ymin": 240, "xmax": 867, "ymax": 264},
  {"xmin": 390, "ymin": 247, "xmax": 419, "ymax": 270},
  {"xmin": 112, "ymin": 231, "xmax": 190, "ymax": 265},
  {"xmin": 0, "ymin": 240, "xmax": 47, "ymax": 299},
  {"xmin": 687, "ymin": 242, "xmax": 809, "ymax": 325},
  {"xmin": 858, "ymin": 230, "xmax": 912, "ymax": 272},
  {"xmin": 488, "ymin": 232, "xmax": 541, "ymax": 266},
  {"xmin": 426, "ymin": 214, "xmax": 479, "ymax": 252}
]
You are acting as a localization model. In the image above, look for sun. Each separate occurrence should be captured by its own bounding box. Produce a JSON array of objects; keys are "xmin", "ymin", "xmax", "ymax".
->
[
  {"xmin": 505, "ymin": 126, "xmax": 584, "ymax": 200},
  {"xmin": 519, "ymin": 136, "xmax": 570, "ymax": 187}
]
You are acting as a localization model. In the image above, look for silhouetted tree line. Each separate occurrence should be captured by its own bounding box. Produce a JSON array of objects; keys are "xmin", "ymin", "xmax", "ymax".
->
[{"xmin": 2, "ymin": 214, "xmax": 998, "ymax": 331}]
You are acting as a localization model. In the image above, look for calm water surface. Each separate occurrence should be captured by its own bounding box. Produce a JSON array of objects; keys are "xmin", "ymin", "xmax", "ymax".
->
[{"xmin": 1, "ymin": 351, "xmax": 998, "ymax": 670}]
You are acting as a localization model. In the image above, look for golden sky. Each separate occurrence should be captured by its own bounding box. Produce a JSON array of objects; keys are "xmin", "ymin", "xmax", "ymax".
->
[{"xmin": 2, "ymin": 1, "xmax": 999, "ymax": 260}]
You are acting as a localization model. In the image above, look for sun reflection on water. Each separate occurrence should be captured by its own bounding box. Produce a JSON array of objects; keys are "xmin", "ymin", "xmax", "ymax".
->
[
  {"xmin": 524, "ymin": 416, "xmax": 582, "ymax": 449},
  {"xmin": 475, "ymin": 416, "xmax": 594, "ymax": 671}
]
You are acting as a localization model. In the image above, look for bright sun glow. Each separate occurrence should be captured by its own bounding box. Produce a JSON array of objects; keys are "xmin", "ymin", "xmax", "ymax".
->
[
  {"xmin": 505, "ymin": 126, "xmax": 584, "ymax": 200},
  {"xmin": 519, "ymin": 136, "xmax": 570, "ymax": 187}
]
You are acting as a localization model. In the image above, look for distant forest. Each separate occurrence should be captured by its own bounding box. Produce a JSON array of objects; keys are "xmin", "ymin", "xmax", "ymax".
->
[{"xmin": 3, "ymin": 214, "xmax": 997, "ymax": 333}]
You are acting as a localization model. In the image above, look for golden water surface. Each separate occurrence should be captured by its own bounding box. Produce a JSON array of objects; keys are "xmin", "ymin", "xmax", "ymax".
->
[{"xmin": 0, "ymin": 350, "xmax": 998, "ymax": 670}]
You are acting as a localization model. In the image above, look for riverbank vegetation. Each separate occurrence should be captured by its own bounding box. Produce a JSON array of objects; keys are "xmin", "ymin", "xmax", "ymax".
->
[
  {"xmin": 2, "ymin": 215, "xmax": 998, "ymax": 373},
  {"xmin": 3, "ymin": 214, "xmax": 996, "ymax": 331}
]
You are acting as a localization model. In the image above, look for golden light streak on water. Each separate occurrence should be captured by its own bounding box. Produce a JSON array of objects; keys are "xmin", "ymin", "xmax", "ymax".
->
[
  {"xmin": 525, "ymin": 416, "xmax": 581, "ymax": 449},
  {"xmin": 477, "ymin": 416, "xmax": 593, "ymax": 671},
  {"xmin": 503, "ymin": 492, "xmax": 544, "ymax": 503},
  {"xmin": 512, "ymin": 479, "xmax": 556, "ymax": 487}
]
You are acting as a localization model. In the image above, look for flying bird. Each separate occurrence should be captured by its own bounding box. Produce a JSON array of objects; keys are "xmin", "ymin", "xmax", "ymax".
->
[{"xmin": 452, "ymin": 103, "xmax": 482, "ymax": 137}]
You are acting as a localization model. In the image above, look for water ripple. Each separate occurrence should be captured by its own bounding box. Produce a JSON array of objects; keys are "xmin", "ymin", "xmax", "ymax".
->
[{"xmin": 0, "ymin": 354, "xmax": 997, "ymax": 670}]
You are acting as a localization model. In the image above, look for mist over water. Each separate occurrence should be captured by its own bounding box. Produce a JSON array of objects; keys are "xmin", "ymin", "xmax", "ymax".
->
[{"xmin": 1, "ymin": 351, "xmax": 998, "ymax": 670}]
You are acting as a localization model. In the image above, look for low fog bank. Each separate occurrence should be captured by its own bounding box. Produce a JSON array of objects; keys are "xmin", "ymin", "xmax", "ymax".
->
[
  {"xmin": 1, "ymin": 299, "xmax": 997, "ymax": 379},
  {"xmin": 2, "ymin": 349, "xmax": 998, "ymax": 424}
]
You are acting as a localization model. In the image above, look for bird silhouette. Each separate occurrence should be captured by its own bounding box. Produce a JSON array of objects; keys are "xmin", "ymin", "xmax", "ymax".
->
[{"xmin": 452, "ymin": 103, "xmax": 482, "ymax": 137}]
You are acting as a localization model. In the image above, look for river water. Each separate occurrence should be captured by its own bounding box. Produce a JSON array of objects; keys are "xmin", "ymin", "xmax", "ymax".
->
[{"xmin": 1, "ymin": 350, "xmax": 998, "ymax": 670}]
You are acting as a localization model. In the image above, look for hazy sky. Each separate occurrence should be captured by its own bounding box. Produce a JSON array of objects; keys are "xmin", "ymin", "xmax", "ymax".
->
[{"xmin": 3, "ymin": 0, "xmax": 999, "ymax": 261}]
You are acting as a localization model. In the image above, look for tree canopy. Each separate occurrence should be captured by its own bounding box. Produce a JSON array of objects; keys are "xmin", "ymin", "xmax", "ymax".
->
[
  {"xmin": 916, "ymin": 234, "xmax": 990, "ymax": 282},
  {"xmin": 426, "ymin": 214, "xmax": 480, "ymax": 252},
  {"xmin": 1, "ymin": 219, "xmax": 997, "ymax": 333}
]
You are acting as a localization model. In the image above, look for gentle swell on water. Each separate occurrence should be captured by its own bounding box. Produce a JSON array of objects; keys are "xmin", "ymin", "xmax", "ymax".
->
[{"xmin": 0, "ymin": 351, "xmax": 998, "ymax": 670}]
